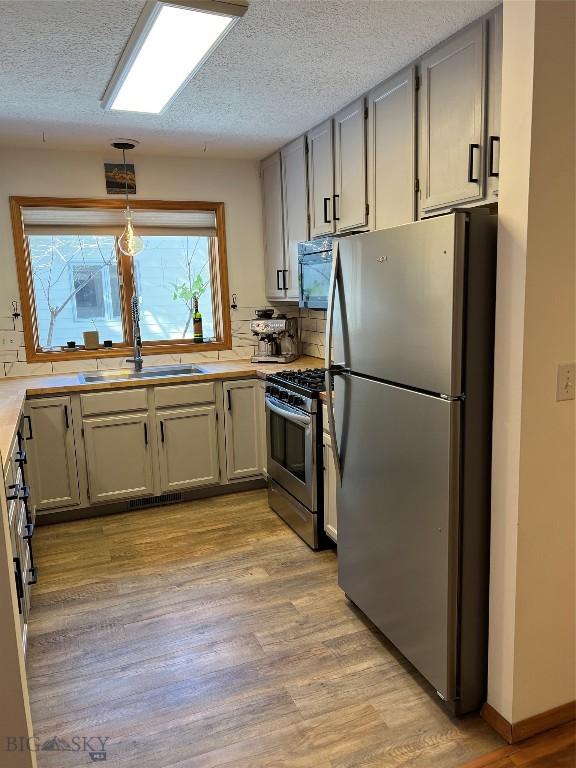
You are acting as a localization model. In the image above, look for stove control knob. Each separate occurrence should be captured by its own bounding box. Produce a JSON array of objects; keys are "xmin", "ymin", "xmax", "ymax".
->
[
  {"xmin": 287, "ymin": 395, "xmax": 296, "ymax": 405},
  {"xmin": 278, "ymin": 390, "xmax": 288, "ymax": 401}
]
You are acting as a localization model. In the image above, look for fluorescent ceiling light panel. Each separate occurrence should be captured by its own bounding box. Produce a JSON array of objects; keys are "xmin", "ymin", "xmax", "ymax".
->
[{"xmin": 103, "ymin": 1, "xmax": 246, "ymax": 114}]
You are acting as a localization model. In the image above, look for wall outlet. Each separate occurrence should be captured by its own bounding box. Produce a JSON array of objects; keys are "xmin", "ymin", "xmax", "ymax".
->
[
  {"xmin": 556, "ymin": 363, "xmax": 575, "ymax": 401},
  {"xmin": 0, "ymin": 331, "xmax": 19, "ymax": 350}
]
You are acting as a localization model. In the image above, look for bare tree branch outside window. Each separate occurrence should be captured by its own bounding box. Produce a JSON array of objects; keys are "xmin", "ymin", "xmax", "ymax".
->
[{"xmin": 29, "ymin": 235, "xmax": 117, "ymax": 347}]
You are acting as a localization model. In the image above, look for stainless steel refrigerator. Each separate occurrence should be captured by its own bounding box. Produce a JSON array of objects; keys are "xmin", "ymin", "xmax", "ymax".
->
[{"xmin": 324, "ymin": 211, "xmax": 497, "ymax": 715}]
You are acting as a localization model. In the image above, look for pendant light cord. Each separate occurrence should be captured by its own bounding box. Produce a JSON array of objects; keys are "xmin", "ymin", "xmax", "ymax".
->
[{"xmin": 123, "ymin": 148, "xmax": 129, "ymax": 207}]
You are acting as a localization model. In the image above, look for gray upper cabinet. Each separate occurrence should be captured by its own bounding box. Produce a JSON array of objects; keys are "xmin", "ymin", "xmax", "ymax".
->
[
  {"xmin": 281, "ymin": 136, "xmax": 309, "ymax": 299},
  {"xmin": 25, "ymin": 397, "xmax": 79, "ymax": 511},
  {"xmin": 334, "ymin": 97, "xmax": 368, "ymax": 232},
  {"xmin": 486, "ymin": 6, "xmax": 502, "ymax": 202},
  {"xmin": 368, "ymin": 67, "xmax": 417, "ymax": 230},
  {"xmin": 307, "ymin": 119, "xmax": 335, "ymax": 238},
  {"xmin": 261, "ymin": 152, "xmax": 285, "ymax": 300},
  {"xmin": 260, "ymin": 12, "xmax": 501, "ymax": 254},
  {"xmin": 420, "ymin": 20, "xmax": 487, "ymax": 212}
]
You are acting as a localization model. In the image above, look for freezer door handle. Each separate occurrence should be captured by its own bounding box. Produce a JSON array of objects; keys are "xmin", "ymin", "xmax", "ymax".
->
[
  {"xmin": 325, "ymin": 238, "xmax": 339, "ymax": 372},
  {"xmin": 325, "ymin": 240, "xmax": 343, "ymax": 486}
]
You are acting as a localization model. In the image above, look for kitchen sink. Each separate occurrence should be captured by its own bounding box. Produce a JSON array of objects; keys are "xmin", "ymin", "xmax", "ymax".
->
[{"xmin": 79, "ymin": 364, "xmax": 204, "ymax": 384}]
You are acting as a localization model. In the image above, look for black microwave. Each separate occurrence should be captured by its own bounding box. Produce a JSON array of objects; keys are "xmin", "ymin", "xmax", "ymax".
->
[{"xmin": 298, "ymin": 237, "xmax": 333, "ymax": 310}]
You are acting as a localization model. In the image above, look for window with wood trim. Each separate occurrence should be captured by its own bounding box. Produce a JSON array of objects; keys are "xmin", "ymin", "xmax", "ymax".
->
[{"xmin": 10, "ymin": 198, "xmax": 232, "ymax": 362}]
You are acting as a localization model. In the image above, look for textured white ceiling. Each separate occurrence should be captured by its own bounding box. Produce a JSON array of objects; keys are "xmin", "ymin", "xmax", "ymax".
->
[{"xmin": 0, "ymin": 0, "xmax": 500, "ymax": 159}]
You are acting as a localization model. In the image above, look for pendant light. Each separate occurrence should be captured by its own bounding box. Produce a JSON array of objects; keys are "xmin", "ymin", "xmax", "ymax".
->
[{"xmin": 111, "ymin": 139, "xmax": 144, "ymax": 257}]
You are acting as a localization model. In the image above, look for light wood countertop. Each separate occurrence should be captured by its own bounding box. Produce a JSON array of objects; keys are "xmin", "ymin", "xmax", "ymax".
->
[{"xmin": 0, "ymin": 356, "xmax": 324, "ymax": 467}]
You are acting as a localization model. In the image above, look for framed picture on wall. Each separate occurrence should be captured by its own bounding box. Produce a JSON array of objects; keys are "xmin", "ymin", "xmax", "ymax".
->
[{"xmin": 104, "ymin": 163, "xmax": 136, "ymax": 195}]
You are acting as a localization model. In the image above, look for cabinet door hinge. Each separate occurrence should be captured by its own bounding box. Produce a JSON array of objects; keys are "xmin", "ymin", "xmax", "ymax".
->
[
  {"xmin": 415, "ymin": 178, "xmax": 420, "ymax": 193},
  {"xmin": 415, "ymin": 75, "xmax": 421, "ymax": 91}
]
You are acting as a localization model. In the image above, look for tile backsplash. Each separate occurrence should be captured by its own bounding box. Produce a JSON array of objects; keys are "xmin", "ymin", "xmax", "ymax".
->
[
  {"xmin": 299, "ymin": 310, "xmax": 327, "ymax": 361},
  {"xmin": 0, "ymin": 306, "xmax": 327, "ymax": 378}
]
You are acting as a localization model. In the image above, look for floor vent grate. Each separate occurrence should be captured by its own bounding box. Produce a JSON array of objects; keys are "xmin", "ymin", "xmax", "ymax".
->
[{"xmin": 129, "ymin": 492, "xmax": 183, "ymax": 509}]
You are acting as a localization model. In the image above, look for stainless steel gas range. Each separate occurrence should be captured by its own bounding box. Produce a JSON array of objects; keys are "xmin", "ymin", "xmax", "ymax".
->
[{"xmin": 264, "ymin": 368, "xmax": 327, "ymax": 550}]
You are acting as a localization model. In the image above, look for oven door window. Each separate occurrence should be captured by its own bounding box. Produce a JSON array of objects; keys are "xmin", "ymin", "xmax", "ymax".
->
[{"xmin": 270, "ymin": 411, "xmax": 306, "ymax": 482}]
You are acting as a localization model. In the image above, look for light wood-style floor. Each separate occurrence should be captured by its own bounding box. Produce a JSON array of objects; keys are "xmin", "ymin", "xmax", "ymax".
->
[{"xmin": 27, "ymin": 489, "xmax": 505, "ymax": 767}]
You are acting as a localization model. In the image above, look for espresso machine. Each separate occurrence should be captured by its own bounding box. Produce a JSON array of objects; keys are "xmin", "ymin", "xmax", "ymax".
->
[{"xmin": 250, "ymin": 311, "xmax": 299, "ymax": 363}]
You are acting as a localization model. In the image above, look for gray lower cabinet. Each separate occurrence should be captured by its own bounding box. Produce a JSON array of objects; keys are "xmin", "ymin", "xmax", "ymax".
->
[
  {"xmin": 24, "ymin": 379, "xmax": 266, "ymax": 513},
  {"xmin": 420, "ymin": 20, "xmax": 487, "ymax": 212},
  {"xmin": 223, "ymin": 381, "xmax": 262, "ymax": 480},
  {"xmin": 14, "ymin": 500, "xmax": 30, "ymax": 642},
  {"xmin": 83, "ymin": 412, "xmax": 154, "ymax": 503},
  {"xmin": 257, "ymin": 381, "xmax": 267, "ymax": 475},
  {"xmin": 368, "ymin": 66, "xmax": 417, "ymax": 230},
  {"xmin": 157, "ymin": 405, "xmax": 220, "ymax": 491},
  {"xmin": 4, "ymin": 429, "xmax": 36, "ymax": 652},
  {"xmin": 25, "ymin": 396, "xmax": 80, "ymax": 512}
]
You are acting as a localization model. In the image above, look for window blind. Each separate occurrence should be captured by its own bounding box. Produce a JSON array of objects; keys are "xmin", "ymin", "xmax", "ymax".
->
[{"xmin": 22, "ymin": 207, "xmax": 217, "ymax": 236}]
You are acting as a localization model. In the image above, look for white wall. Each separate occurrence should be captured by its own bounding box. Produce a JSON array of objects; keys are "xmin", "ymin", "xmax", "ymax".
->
[
  {"xmin": 0, "ymin": 147, "xmax": 267, "ymax": 373},
  {"xmin": 488, "ymin": 0, "xmax": 576, "ymax": 725}
]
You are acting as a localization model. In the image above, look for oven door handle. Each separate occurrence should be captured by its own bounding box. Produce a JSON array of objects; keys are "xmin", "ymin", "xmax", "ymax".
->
[{"xmin": 265, "ymin": 396, "xmax": 311, "ymax": 427}]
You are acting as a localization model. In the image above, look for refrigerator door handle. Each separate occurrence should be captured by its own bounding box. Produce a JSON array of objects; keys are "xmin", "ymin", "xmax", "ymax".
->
[
  {"xmin": 325, "ymin": 239, "xmax": 339, "ymax": 372},
  {"xmin": 325, "ymin": 240, "xmax": 343, "ymax": 486}
]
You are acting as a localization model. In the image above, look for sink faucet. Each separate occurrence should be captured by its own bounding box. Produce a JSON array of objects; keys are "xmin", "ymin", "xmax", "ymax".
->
[{"xmin": 126, "ymin": 295, "xmax": 143, "ymax": 373}]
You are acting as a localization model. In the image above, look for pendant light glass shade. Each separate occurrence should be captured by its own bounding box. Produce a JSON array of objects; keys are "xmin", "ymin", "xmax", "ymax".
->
[{"xmin": 118, "ymin": 207, "xmax": 144, "ymax": 256}]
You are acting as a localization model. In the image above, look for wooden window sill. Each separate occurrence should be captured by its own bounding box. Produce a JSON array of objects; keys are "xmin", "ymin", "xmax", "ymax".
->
[{"xmin": 24, "ymin": 342, "xmax": 230, "ymax": 364}]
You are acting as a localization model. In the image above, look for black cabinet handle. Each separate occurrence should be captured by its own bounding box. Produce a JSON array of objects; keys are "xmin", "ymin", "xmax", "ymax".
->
[
  {"xmin": 489, "ymin": 135, "xmax": 500, "ymax": 177},
  {"xmin": 27, "ymin": 566, "xmax": 38, "ymax": 587},
  {"xmin": 24, "ymin": 499, "xmax": 33, "ymax": 527},
  {"xmin": 227, "ymin": 389, "xmax": 232, "ymax": 411},
  {"xmin": 24, "ymin": 415, "xmax": 33, "ymax": 440},
  {"xmin": 7, "ymin": 483, "xmax": 20, "ymax": 501},
  {"xmin": 13, "ymin": 557, "xmax": 23, "ymax": 613},
  {"xmin": 64, "ymin": 404, "xmax": 69, "ymax": 429},
  {"xmin": 25, "ymin": 528, "xmax": 37, "ymax": 583},
  {"xmin": 160, "ymin": 421, "xmax": 165, "ymax": 443},
  {"xmin": 144, "ymin": 423, "xmax": 148, "ymax": 445},
  {"xmin": 333, "ymin": 194, "xmax": 340, "ymax": 221},
  {"xmin": 468, "ymin": 143, "xmax": 480, "ymax": 183},
  {"xmin": 282, "ymin": 269, "xmax": 288, "ymax": 290},
  {"xmin": 323, "ymin": 197, "xmax": 332, "ymax": 224},
  {"xmin": 276, "ymin": 269, "xmax": 282, "ymax": 291}
]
